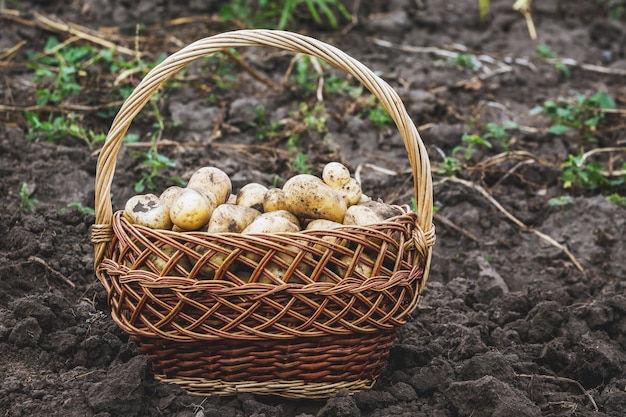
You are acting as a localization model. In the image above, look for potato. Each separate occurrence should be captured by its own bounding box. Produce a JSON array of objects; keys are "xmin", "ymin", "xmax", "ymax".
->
[
  {"xmin": 242, "ymin": 211, "xmax": 300, "ymax": 234},
  {"xmin": 258, "ymin": 262, "xmax": 287, "ymax": 284},
  {"xmin": 283, "ymin": 174, "xmax": 347, "ymax": 223},
  {"xmin": 206, "ymin": 204, "xmax": 261, "ymax": 233},
  {"xmin": 187, "ymin": 167, "xmax": 232, "ymax": 204},
  {"xmin": 305, "ymin": 219, "xmax": 343, "ymax": 231},
  {"xmin": 226, "ymin": 194, "xmax": 237, "ymax": 204},
  {"xmin": 236, "ymin": 183, "xmax": 268, "ymax": 212},
  {"xmin": 159, "ymin": 186, "xmax": 183, "ymax": 211},
  {"xmin": 263, "ymin": 187, "xmax": 288, "ymax": 212},
  {"xmin": 170, "ymin": 188, "xmax": 216, "ymax": 231},
  {"xmin": 343, "ymin": 201, "xmax": 402, "ymax": 226},
  {"xmin": 124, "ymin": 194, "xmax": 172, "ymax": 230},
  {"xmin": 192, "ymin": 247, "xmax": 230, "ymax": 279},
  {"xmin": 305, "ymin": 219, "xmax": 347, "ymax": 254},
  {"xmin": 335, "ymin": 253, "xmax": 374, "ymax": 279},
  {"xmin": 358, "ymin": 193, "xmax": 371, "ymax": 204},
  {"xmin": 336, "ymin": 177, "xmax": 362, "ymax": 207},
  {"xmin": 322, "ymin": 162, "xmax": 351, "ymax": 189},
  {"xmin": 269, "ymin": 209, "xmax": 301, "ymax": 228},
  {"xmin": 148, "ymin": 244, "xmax": 191, "ymax": 276}
]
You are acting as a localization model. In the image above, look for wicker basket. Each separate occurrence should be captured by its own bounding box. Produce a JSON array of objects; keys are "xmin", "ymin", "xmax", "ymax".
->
[{"xmin": 91, "ymin": 29, "xmax": 435, "ymax": 399}]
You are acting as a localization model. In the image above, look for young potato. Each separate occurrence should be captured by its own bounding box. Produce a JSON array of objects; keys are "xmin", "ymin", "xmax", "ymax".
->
[
  {"xmin": 236, "ymin": 183, "xmax": 268, "ymax": 212},
  {"xmin": 322, "ymin": 162, "xmax": 351, "ymax": 189},
  {"xmin": 159, "ymin": 186, "xmax": 183, "ymax": 211},
  {"xmin": 263, "ymin": 187, "xmax": 288, "ymax": 212},
  {"xmin": 358, "ymin": 193, "xmax": 371, "ymax": 204},
  {"xmin": 192, "ymin": 247, "xmax": 230, "ymax": 279},
  {"xmin": 187, "ymin": 167, "xmax": 232, "ymax": 204},
  {"xmin": 336, "ymin": 177, "xmax": 362, "ymax": 207},
  {"xmin": 206, "ymin": 204, "xmax": 261, "ymax": 233},
  {"xmin": 124, "ymin": 194, "xmax": 172, "ymax": 230},
  {"xmin": 305, "ymin": 219, "xmax": 346, "ymax": 253},
  {"xmin": 343, "ymin": 201, "xmax": 403, "ymax": 226},
  {"xmin": 305, "ymin": 219, "xmax": 343, "ymax": 231},
  {"xmin": 170, "ymin": 188, "xmax": 216, "ymax": 231},
  {"xmin": 242, "ymin": 211, "xmax": 300, "ymax": 234},
  {"xmin": 334, "ymin": 253, "xmax": 374, "ymax": 279},
  {"xmin": 283, "ymin": 174, "xmax": 347, "ymax": 223},
  {"xmin": 147, "ymin": 244, "xmax": 191, "ymax": 276},
  {"xmin": 270, "ymin": 210, "xmax": 301, "ymax": 228},
  {"xmin": 258, "ymin": 262, "xmax": 287, "ymax": 284}
]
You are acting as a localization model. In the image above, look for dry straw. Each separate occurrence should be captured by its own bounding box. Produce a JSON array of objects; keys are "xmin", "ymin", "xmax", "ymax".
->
[{"xmin": 92, "ymin": 29, "xmax": 435, "ymax": 398}]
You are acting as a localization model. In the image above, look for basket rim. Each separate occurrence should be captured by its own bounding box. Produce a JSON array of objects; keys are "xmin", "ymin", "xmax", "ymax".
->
[{"xmin": 92, "ymin": 29, "xmax": 435, "ymax": 286}]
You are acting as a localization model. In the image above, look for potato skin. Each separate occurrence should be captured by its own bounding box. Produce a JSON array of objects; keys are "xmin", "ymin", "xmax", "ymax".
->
[
  {"xmin": 147, "ymin": 244, "xmax": 191, "ymax": 276},
  {"xmin": 335, "ymin": 254, "xmax": 374, "ymax": 279},
  {"xmin": 322, "ymin": 162, "xmax": 351, "ymax": 188},
  {"xmin": 283, "ymin": 174, "xmax": 347, "ymax": 223},
  {"xmin": 206, "ymin": 204, "xmax": 261, "ymax": 233},
  {"xmin": 236, "ymin": 183, "xmax": 268, "ymax": 212},
  {"xmin": 159, "ymin": 186, "xmax": 183, "ymax": 211},
  {"xmin": 242, "ymin": 211, "xmax": 300, "ymax": 234},
  {"xmin": 343, "ymin": 205, "xmax": 383, "ymax": 226},
  {"xmin": 124, "ymin": 194, "xmax": 172, "ymax": 230},
  {"xmin": 337, "ymin": 177, "xmax": 362, "ymax": 207},
  {"xmin": 187, "ymin": 167, "xmax": 232, "ymax": 204},
  {"xmin": 263, "ymin": 188, "xmax": 288, "ymax": 212},
  {"xmin": 305, "ymin": 219, "xmax": 343, "ymax": 231},
  {"xmin": 170, "ymin": 188, "xmax": 216, "ymax": 231},
  {"xmin": 343, "ymin": 201, "xmax": 402, "ymax": 226}
]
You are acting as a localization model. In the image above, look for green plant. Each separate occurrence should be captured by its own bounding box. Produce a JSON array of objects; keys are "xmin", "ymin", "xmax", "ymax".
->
[
  {"xmin": 367, "ymin": 103, "xmax": 393, "ymax": 128},
  {"xmin": 324, "ymin": 73, "xmax": 363, "ymax": 97},
  {"xmin": 548, "ymin": 195, "xmax": 574, "ymax": 206},
  {"xmin": 536, "ymin": 44, "xmax": 556, "ymax": 59},
  {"xmin": 289, "ymin": 152, "xmax": 313, "ymax": 174},
  {"xmin": 606, "ymin": 193, "xmax": 626, "ymax": 206},
  {"xmin": 25, "ymin": 112, "xmax": 106, "ymax": 150},
  {"xmin": 250, "ymin": 105, "xmax": 286, "ymax": 141},
  {"xmin": 67, "ymin": 202, "xmax": 96, "ymax": 215},
  {"xmin": 220, "ymin": 0, "xmax": 350, "ymax": 29},
  {"xmin": 130, "ymin": 98, "xmax": 182, "ymax": 193},
  {"xmin": 535, "ymin": 44, "xmax": 571, "ymax": 78},
  {"xmin": 456, "ymin": 133, "xmax": 493, "ymax": 160},
  {"xmin": 26, "ymin": 37, "xmax": 104, "ymax": 105},
  {"xmin": 561, "ymin": 153, "xmax": 624, "ymax": 190},
  {"xmin": 482, "ymin": 120, "xmax": 519, "ymax": 149},
  {"xmin": 532, "ymin": 92, "xmax": 615, "ymax": 142},
  {"xmin": 131, "ymin": 144, "xmax": 179, "ymax": 193},
  {"xmin": 297, "ymin": 102, "xmax": 327, "ymax": 133},
  {"xmin": 18, "ymin": 183, "xmax": 38, "ymax": 213},
  {"xmin": 434, "ymin": 52, "xmax": 478, "ymax": 72},
  {"xmin": 439, "ymin": 156, "xmax": 462, "ymax": 176},
  {"xmin": 453, "ymin": 53, "xmax": 478, "ymax": 71}
]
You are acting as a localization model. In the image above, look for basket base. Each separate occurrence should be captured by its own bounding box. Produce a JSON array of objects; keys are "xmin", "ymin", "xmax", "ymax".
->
[
  {"xmin": 135, "ymin": 332, "xmax": 396, "ymax": 398},
  {"xmin": 155, "ymin": 375, "xmax": 375, "ymax": 399}
]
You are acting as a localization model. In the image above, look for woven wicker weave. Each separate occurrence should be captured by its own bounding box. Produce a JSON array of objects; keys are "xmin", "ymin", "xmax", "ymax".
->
[{"xmin": 92, "ymin": 29, "xmax": 435, "ymax": 399}]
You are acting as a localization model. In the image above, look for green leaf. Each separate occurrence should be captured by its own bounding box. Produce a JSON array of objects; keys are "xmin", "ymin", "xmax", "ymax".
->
[
  {"xmin": 134, "ymin": 180, "xmax": 145, "ymax": 193},
  {"xmin": 589, "ymin": 91, "xmax": 615, "ymax": 109},
  {"xmin": 549, "ymin": 124, "xmax": 569, "ymax": 135}
]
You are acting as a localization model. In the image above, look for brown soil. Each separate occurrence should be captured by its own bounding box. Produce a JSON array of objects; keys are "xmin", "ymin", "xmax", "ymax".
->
[{"xmin": 1, "ymin": 1, "xmax": 625, "ymax": 416}]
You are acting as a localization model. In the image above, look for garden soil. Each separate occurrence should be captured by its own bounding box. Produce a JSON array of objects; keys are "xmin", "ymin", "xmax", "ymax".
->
[{"xmin": 1, "ymin": 0, "xmax": 626, "ymax": 416}]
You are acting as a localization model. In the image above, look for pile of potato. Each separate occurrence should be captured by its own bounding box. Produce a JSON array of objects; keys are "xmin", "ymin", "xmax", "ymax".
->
[{"xmin": 123, "ymin": 162, "xmax": 402, "ymax": 234}]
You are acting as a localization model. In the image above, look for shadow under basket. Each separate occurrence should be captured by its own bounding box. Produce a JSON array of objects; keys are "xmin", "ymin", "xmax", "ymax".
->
[{"xmin": 92, "ymin": 29, "xmax": 435, "ymax": 399}]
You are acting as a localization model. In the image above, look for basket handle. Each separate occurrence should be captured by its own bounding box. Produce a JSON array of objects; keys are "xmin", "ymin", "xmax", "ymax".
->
[{"xmin": 93, "ymin": 29, "xmax": 434, "ymax": 269}]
